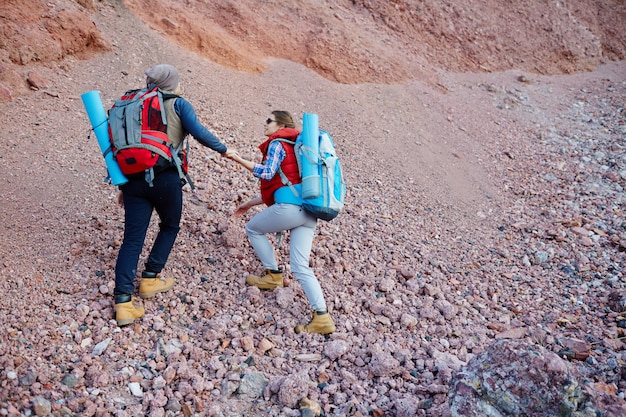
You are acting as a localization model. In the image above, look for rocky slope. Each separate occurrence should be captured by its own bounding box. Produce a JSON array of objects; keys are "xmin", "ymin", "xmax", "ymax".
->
[{"xmin": 0, "ymin": 0, "xmax": 625, "ymax": 416}]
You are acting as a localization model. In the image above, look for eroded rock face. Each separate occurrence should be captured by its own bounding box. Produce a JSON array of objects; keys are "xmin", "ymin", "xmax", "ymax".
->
[
  {"xmin": 0, "ymin": 1, "xmax": 110, "ymax": 101},
  {"xmin": 449, "ymin": 339, "xmax": 626, "ymax": 417}
]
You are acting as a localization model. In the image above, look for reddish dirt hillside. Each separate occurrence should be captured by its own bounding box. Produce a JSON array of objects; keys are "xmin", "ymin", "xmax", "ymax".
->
[
  {"xmin": 0, "ymin": 0, "xmax": 625, "ymax": 100},
  {"xmin": 122, "ymin": 0, "xmax": 626, "ymax": 83}
]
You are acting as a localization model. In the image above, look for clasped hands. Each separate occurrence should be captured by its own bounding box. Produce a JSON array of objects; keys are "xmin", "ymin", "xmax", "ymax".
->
[{"xmin": 222, "ymin": 149, "xmax": 240, "ymax": 160}]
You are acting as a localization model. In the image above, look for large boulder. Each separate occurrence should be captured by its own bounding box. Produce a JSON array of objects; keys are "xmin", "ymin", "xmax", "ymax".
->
[{"xmin": 449, "ymin": 339, "xmax": 626, "ymax": 417}]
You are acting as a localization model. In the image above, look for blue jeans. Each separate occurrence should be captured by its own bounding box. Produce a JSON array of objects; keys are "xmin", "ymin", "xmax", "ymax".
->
[{"xmin": 114, "ymin": 169, "xmax": 182, "ymax": 296}]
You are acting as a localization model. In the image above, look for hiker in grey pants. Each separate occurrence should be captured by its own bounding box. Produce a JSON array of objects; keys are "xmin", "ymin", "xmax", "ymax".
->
[
  {"xmin": 246, "ymin": 202, "xmax": 324, "ymax": 308},
  {"xmin": 230, "ymin": 110, "xmax": 336, "ymax": 335}
]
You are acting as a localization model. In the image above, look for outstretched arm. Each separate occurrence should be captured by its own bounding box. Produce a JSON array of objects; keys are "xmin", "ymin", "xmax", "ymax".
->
[
  {"xmin": 175, "ymin": 98, "xmax": 228, "ymax": 154},
  {"xmin": 230, "ymin": 153, "xmax": 256, "ymax": 172},
  {"xmin": 231, "ymin": 141, "xmax": 285, "ymax": 178},
  {"xmin": 234, "ymin": 196, "xmax": 263, "ymax": 217}
]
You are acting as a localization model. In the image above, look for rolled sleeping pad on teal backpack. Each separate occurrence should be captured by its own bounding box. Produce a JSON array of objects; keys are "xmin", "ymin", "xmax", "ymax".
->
[
  {"xmin": 300, "ymin": 112, "xmax": 320, "ymax": 199},
  {"xmin": 298, "ymin": 112, "xmax": 345, "ymax": 221},
  {"xmin": 81, "ymin": 90, "xmax": 128, "ymax": 186}
]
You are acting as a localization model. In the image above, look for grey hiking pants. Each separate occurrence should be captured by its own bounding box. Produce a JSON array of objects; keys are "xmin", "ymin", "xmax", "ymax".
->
[{"xmin": 245, "ymin": 203, "xmax": 327, "ymax": 311}]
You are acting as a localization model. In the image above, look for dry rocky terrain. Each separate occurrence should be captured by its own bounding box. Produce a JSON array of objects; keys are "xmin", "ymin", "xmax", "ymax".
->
[{"xmin": 0, "ymin": 0, "xmax": 625, "ymax": 416}]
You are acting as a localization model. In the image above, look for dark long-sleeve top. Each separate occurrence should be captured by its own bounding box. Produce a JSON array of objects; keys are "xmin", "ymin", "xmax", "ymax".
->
[{"xmin": 174, "ymin": 97, "xmax": 227, "ymax": 154}]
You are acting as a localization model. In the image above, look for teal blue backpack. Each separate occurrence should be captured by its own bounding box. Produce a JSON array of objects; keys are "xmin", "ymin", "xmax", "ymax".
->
[{"xmin": 277, "ymin": 113, "xmax": 346, "ymax": 221}]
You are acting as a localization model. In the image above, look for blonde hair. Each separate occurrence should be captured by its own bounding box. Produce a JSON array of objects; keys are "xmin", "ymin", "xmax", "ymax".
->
[{"xmin": 272, "ymin": 111, "xmax": 295, "ymax": 128}]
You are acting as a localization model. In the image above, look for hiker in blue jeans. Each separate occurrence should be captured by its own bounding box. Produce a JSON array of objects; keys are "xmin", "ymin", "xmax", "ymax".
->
[
  {"xmin": 230, "ymin": 111, "xmax": 335, "ymax": 335},
  {"xmin": 114, "ymin": 64, "xmax": 235, "ymax": 326}
]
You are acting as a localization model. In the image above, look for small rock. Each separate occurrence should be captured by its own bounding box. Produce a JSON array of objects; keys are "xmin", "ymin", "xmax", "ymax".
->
[
  {"xmin": 238, "ymin": 372, "xmax": 269, "ymax": 399},
  {"xmin": 399, "ymin": 268, "xmax": 416, "ymax": 278},
  {"xmin": 27, "ymin": 72, "xmax": 48, "ymax": 90},
  {"xmin": 62, "ymin": 373, "xmax": 79, "ymax": 388},
  {"xmin": 258, "ymin": 338, "xmax": 274, "ymax": 353},
  {"xmin": 278, "ymin": 372, "xmax": 310, "ymax": 408},
  {"xmin": 240, "ymin": 336, "xmax": 254, "ymax": 351},
  {"xmin": 495, "ymin": 327, "xmax": 527, "ymax": 339},
  {"xmin": 300, "ymin": 398, "xmax": 322, "ymax": 416},
  {"xmin": 324, "ymin": 339, "xmax": 350, "ymax": 361},
  {"xmin": 19, "ymin": 371, "xmax": 37, "ymax": 386},
  {"xmin": 571, "ymin": 226, "xmax": 590, "ymax": 236},
  {"xmin": 165, "ymin": 398, "xmax": 182, "ymax": 413},
  {"xmin": 32, "ymin": 396, "xmax": 52, "ymax": 417},
  {"xmin": 580, "ymin": 236, "xmax": 594, "ymax": 246},
  {"xmin": 378, "ymin": 277, "xmax": 395, "ymax": 292},
  {"xmin": 369, "ymin": 351, "xmax": 401, "ymax": 377},
  {"xmin": 76, "ymin": 304, "xmax": 90, "ymax": 321},
  {"xmin": 393, "ymin": 396, "xmax": 420, "ymax": 417},
  {"xmin": 128, "ymin": 382, "xmax": 143, "ymax": 397},
  {"xmin": 400, "ymin": 313, "xmax": 418, "ymax": 329},
  {"xmin": 81, "ymin": 337, "xmax": 93, "ymax": 348},
  {"xmin": 152, "ymin": 376, "xmax": 167, "ymax": 389},
  {"xmin": 295, "ymin": 353, "xmax": 322, "ymax": 362},
  {"xmin": 162, "ymin": 17, "xmax": 178, "ymax": 29},
  {"xmin": 92, "ymin": 338, "xmax": 112, "ymax": 356},
  {"xmin": 163, "ymin": 339, "xmax": 183, "ymax": 356},
  {"xmin": 532, "ymin": 251, "xmax": 549, "ymax": 265},
  {"xmin": 558, "ymin": 338, "xmax": 591, "ymax": 361},
  {"xmin": 0, "ymin": 82, "xmax": 12, "ymax": 101}
]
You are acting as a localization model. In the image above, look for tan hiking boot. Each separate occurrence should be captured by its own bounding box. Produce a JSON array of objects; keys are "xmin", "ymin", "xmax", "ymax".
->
[
  {"xmin": 139, "ymin": 272, "xmax": 175, "ymax": 298},
  {"xmin": 295, "ymin": 310, "xmax": 336, "ymax": 335},
  {"xmin": 115, "ymin": 298, "xmax": 145, "ymax": 326},
  {"xmin": 246, "ymin": 269, "xmax": 283, "ymax": 290}
]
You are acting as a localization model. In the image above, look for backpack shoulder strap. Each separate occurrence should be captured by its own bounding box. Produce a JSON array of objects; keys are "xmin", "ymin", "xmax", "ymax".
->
[
  {"xmin": 160, "ymin": 92, "xmax": 180, "ymax": 101},
  {"xmin": 159, "ymin": 94, "xmax": 193, "ymax": 189},
  {"xmin": 270, "ymin": 138, "xmax": 300, "ymax": 198},
  {"xmin": 271, "ymin": 138, "xmax": 296, "ymax": 145}
]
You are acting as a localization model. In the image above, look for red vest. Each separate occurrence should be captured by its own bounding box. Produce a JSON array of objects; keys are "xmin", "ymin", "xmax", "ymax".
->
[{"xmin": 259, "ymin": 128, "xmax": 301, "ymax": 206}]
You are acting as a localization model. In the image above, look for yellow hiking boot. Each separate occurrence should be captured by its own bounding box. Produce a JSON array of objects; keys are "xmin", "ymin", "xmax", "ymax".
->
[
  {"xmin": 139, "ymin": 271, "xmax": 175, "ymax": 299},
  {"xmin": 115, "ymin": 296, "xmax": 145, "ymax": 326},
  {"xmin": 295, "ymin": 310, "xmax": 336, "ymax": 335},
  {"xmin": 246, "ymin": 269, "xmax": 283, "ymax": 290}
]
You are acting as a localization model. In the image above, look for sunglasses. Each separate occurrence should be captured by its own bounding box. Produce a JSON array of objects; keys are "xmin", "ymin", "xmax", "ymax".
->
[{"xmin": 266, "ymin": 118, "xmax": 277, "ymax": 125}]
